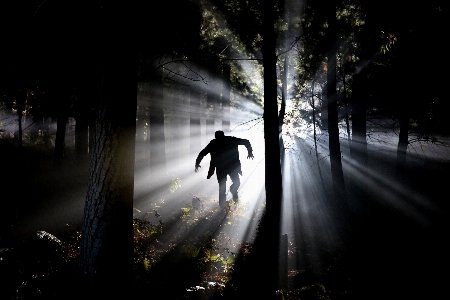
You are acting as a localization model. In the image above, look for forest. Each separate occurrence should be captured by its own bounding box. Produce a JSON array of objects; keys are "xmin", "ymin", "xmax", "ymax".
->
[{"xmin": 0, "ymin": 0, "xmax": 449, "ymax": 299}]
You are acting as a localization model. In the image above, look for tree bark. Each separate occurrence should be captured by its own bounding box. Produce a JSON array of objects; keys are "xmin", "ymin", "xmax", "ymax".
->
[
  {"xmin": 79, "ymin": 2, "xmax": 137, "ymax": 297},
  {"xmin": 261, "ymin": 0, "xmax": 283, "ymax": 296},
  {"xmin": 326, "ymin": 0, "xmax": 347, "ymax": 209}
]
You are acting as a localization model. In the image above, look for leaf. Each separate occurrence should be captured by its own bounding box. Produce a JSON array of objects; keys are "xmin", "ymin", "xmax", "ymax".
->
[{"xmin": 143, "ymin": 258, "xmax": 151, "ymax": 271}]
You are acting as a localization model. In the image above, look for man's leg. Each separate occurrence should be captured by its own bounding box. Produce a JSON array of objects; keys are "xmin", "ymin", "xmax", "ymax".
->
[
  {"xmin": 216, "ymin": 170, "xmax": 227, "ymax": 208},
  {"xmin": 229, "ymin": 170, "xmax": 241, "ymax": 200}
]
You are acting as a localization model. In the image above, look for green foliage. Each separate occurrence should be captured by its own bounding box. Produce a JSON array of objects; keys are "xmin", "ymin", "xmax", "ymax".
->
[
  {"xmin": 379, "ymin": 32, "xmax": 397, "ymax": 54},
  {"xmin": 142, "ymin": 257, "xmax": 151, "ymax": 271},
  {"xmin": 181, "ymin": 207, "xmax": 193, "ymax": 218},
  {"xmin": 133, "ymin": 215, "xmax": 164, "ymax": 274},
  {"xmin": 134, "ymin": 217, "xmax": 163, "ymax": 236},
  {"xmin": 182, "ymin": 244, "xmax": 203, "ymax": 259},
  {"xmin": 169, "ymin": 177, "xmax": 182, "ymax": 193}
]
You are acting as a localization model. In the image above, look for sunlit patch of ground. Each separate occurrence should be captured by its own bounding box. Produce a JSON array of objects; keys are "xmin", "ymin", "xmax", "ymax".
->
[{"xmin": 132, "ymin": 193, "xmax": 268, "ymax": 298}]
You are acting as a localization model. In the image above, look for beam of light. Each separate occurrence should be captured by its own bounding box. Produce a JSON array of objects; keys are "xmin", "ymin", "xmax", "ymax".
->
[
  {"xmin": 132, "ymin": 56, "xmax": 270, "ymax": 295},
  {"xmin": 340, "ymin": 139, "xmax": 446, "ymax": 225},
  {"xmin": 279, "ymin": 102, "xmax": 450, "ymax": 289},
  {"xmin": 280, "ymin": 131, "xmax": 344, "ymax": 287}
]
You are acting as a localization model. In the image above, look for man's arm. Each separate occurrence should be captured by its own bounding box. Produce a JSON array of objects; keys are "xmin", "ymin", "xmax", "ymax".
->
[
  {"xmin": 236, "ymin": 138, "xmax": 254, "ymax": 159},
  {"xmin": 195, "ymin": 145, "xmax": 210, "ymax": 172}
]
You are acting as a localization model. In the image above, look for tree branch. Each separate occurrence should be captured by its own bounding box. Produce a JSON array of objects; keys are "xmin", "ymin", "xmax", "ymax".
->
[{"xmin": 277, "ymin": 35, "xmax": 303, "ymax": 58}]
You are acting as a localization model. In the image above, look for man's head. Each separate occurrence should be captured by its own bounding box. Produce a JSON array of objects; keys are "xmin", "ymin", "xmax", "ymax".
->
[{"xmin": 215, "ymin": 130, "xmax": 225, "ymax": 139}]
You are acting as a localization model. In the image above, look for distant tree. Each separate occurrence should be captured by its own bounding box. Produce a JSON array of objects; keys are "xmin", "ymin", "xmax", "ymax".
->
[
  {"xmin": 190, "ymin": 84, "xmax": 202, "ymax": 158},
  {"xmin": 52, "ymin": 82, "xmax": 73, "ymax": 159},
  {"xmin": 352, "ymin": 0, "xmax": 447, "ymax": 159},
  {"xmin": 15, "ymin": 89, "xmax": 27, "ymax": 149},
  {"xmin": 221, "ymin": 44, "xmax": 232, "ymax": 133},
  {"xmin": 74, "ymin": 59, "xmax": 97, "ymax": 158},
  {"xmin": 349, "ymin": 70, "xmax": 367, "ymax": 161},
  {"xmin": 147, "ymin": 69, "xmax": 167, "ymax": 173},
  {"xmin": 326, "ymin": 0, "xmax": 347, "ymax": 209}
]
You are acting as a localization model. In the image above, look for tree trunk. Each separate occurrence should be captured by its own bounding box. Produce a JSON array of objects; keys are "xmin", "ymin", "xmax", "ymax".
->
[
  {"xmin": 311, "ymin": 79, "xmax": 318, "ymax": 153},
  {"xmin": 327, "ymin": 0, "xmax": 347, "ymax": 209},
  {"xmin": 135, "ymin": 105, "xmax": 147, "ymax": 143},
  {"xmin": 205, "ymin": 57, "xmax": 221, "ymax": 137},
  {"xmin": 206, "ymin": 88, "xmax": 216, "ymax": 138},
  {"xmin": 397, "ymin": 111, "xmax": 409, "ymax": 164},
  {"xmin": 341, "ymin": 56, "xmax": 351, "ymax": 143},
  {"xmin": 76, "ymin": 62, "xmax": 97, "ymax": 157},
  {"xmin": 54, "ymin": 114, "xmax": 67, "ymax": 159},
  {"xmin": 221, "ymin": 45, "xmax": 231, "ymax": 133},
  {"xmin": 75, "ymin": 115, "xmax": 89, "ymax": 156},
  {"xmin": 16, "ymin": 97, "xmax": 24, "ymax": 149},
  {"xmin": 148, "ymin": 68, "xmax": 167, "ymax": 172},
  {"xmin": 350, "ymin": 68, "xmax": 368, "ymax": 164},
  {"xmin": 79, "ymin": 2, "xmax": 137, "ymax": 297},
  {"xmin": 190, "ymin": 85, "xmax": 201, "ymax": 159},
  {"xmin": 320, "ymin": 87, "xmax": 328, "ymax": 130},
  {"xmin": 261, "ymin": 0, "xmax": 283, "ymax": 296}
]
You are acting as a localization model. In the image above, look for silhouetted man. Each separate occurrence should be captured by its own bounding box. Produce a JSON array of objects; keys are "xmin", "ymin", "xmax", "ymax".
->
[{"xmin": 195, "ymin": 130, "xmax": 254, "ymax": 208}]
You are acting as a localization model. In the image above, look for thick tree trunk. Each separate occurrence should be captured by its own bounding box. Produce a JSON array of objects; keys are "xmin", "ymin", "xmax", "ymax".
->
[
  {"xmin": 79, "ymin": 2, "xmax": 137, "ymax": 297},
  {"xmin": 327, "ymin": 0, "xmax": 347, "ymax": 209},
  {"xmin": 228, "ymin": 4, "xmax": 282, "ymax": 297},
  {"xmin": 261, "ymin": 0, "xmax": 283, "ymax": 296}
]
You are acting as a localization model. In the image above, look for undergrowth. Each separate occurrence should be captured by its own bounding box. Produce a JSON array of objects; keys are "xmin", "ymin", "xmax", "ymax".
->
[{"xmin": 0, "ymin": 197, "xmax": 350, "ymax": 299}]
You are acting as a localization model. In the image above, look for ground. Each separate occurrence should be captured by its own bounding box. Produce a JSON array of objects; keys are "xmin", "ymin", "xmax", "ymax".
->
[{"xmin": 0, "ymin": 131, "xmax": 449, "ymax": 299}]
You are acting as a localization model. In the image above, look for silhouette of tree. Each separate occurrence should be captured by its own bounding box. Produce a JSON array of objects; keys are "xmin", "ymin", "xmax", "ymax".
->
[{"xmin": 78, "ymin": 2, "xmax": 137, "ymax": 297}]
